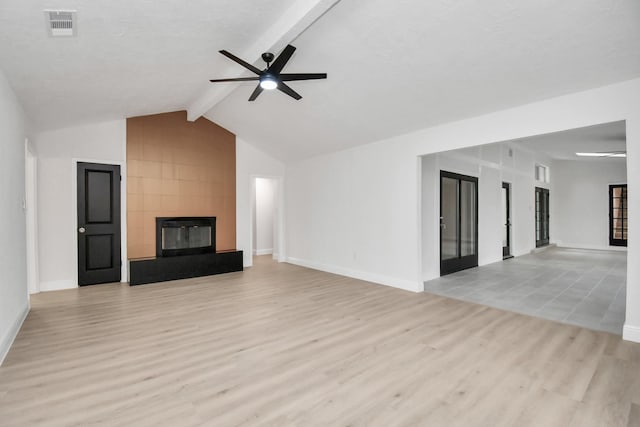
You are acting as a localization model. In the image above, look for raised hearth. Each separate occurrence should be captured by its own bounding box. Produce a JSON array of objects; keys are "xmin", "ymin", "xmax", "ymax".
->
[{"xmin": 129, "ymin": 250, "xmax": 243, "ymax": 286}]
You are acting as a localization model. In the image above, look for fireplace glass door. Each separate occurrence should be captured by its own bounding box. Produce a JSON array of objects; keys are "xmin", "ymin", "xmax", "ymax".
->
[{"xmin": 156, "ymin": 217, "xmax": 216, "ymax": 257}]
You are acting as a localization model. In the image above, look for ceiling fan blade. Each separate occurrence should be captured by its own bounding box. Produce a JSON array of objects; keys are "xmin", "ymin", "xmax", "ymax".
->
[
  {"xmin": 277, "ymin": 82, "xmax": 302, "ymax": 100},
  {"xmin": 248, "ymin": 84, "xmax": 264, "ymax": 101},
  {"xmin": 219, "ymin": 50, "xmax": 262, "ymax": 75},
  {"xmin": 279, "ymin": 73, "xmax": 327, "ymax": 82},
  {"xmin": 209, "ymin": 77, "xmax": 260, "ymax": 83},
  {"xmin": 268, "ymin": 45, "xmax": 296, "ymax": 75}
]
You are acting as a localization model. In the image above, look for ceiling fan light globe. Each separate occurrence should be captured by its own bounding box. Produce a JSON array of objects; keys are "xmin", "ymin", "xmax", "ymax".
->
[{"xmin": 259, "ymin": 76, "xmax": 278, "ymax": 90}]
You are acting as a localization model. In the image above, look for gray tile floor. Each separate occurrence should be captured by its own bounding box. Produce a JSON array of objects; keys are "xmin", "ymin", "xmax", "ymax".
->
[{"xmin": 423, "ymin": 247, "xmax": 627, "ymax": 334}]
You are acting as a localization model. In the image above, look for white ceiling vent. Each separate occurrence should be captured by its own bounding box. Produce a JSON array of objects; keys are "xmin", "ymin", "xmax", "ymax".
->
[{"xmin": 45, "ymin": 10, "xmax": 77, "ymax": 37}]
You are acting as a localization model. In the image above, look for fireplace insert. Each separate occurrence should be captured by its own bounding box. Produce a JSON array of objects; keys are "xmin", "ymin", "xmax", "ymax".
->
[{"xmin": 156, "ymin": 217, "xmax": 216, "ymax": 257}]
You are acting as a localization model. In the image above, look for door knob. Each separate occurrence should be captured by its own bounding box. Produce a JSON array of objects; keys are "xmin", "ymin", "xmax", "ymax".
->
[{"xmin": 78, "ymin": 227, "xmax": 86, "ymax": 233}]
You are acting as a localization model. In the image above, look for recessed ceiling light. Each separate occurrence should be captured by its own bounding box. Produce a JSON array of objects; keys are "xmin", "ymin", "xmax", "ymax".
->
[{"xmin": 575, "ymin": 151, "xmax": 626, "ymax": 158}]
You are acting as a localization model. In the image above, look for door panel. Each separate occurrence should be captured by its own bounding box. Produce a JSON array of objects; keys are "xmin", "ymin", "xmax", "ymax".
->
[
  {"xmin": 440, "ymin": 171, "xmax": 478, "ymax": 275},
  {"xmin": 460, "ymin": 180, "xmax": 476, "ymax": 257},
  {"xmin": 78, "ymin": 162, "xmax": 121, "ymax": 285},
  {"xmin": 441, "ymin": 177, "xmax": 459, "ymax": 261}
]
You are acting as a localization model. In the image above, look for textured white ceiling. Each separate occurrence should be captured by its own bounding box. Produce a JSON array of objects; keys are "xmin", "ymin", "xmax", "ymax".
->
[
  {"xmin": 1, "ymin": 0, "xmax": 639, "ymax": 161},
  {"xmin": 0, "ymin": 0, "xmax": 296, "ymax": 130}
]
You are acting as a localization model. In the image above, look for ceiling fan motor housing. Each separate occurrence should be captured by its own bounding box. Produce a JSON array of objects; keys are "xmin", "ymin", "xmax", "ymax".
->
[{"xmin": 262, "ymin": 52, "xmax": 275, "ymax": 64}]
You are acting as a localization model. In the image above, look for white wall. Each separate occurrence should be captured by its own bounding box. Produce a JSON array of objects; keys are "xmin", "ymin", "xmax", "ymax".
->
[
  {"xmin": 236, "ymin": 138, "xmax": 285, "ymax": 267},
  {"xmin": 285, "ymin": 78, "xmax": 640, "ymax": 342},
  {"xmin": 34, "ymin": 120, "xmax": 127, "ymax": 291},
  {"xmin": 0, "ymin": 69, "xmax": 30, "ymax": 364},
  {"xmin": 254, "ymin": 178, "xmax": 277, "ymax": 255},
  {"xmin": 551, "ymin": 159, "xmax": 627, "ymax": 251}
]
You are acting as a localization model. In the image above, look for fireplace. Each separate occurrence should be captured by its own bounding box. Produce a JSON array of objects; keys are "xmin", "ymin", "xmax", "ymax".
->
[{"xmin": 156, "ymin": 217, "xmax": 216, "ymax": 257}]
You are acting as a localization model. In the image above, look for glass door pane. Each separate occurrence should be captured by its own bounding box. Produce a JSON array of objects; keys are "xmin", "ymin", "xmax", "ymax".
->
[
  {"xmin": 441, "ymin": 177, "xmax": 458, "ymax": 260},
  {"xmin": 502, "ymin": 187, "xmax": 508, "ymax": 247},
  {"xmin": 460, "ymin": 180, "xmax": 476, "ymax": 257}
]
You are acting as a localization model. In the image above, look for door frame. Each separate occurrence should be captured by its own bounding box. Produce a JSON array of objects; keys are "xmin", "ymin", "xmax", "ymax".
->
[
  {"xmin": 25, "ymin": 139, "xmax": 40, "ymax": 294},
  {"xmin": 502, "ymin": 182, "xmax": 512, "ymax": 259},
  {"xmin": 440, "ymin": 170, "xmax": 479, "ymax": 276},
  {"xmin": 72, "ymin": 158, "xmax": 127, "ymax": 286}
]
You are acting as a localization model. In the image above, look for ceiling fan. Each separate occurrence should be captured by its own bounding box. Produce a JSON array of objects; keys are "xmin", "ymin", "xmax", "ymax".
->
[{"xmin": 209, "ymin": 44, "xmax": 327, "ymax": 101}]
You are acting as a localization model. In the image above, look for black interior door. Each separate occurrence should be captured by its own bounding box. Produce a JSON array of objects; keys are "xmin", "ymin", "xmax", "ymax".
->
[
  {"xmin": 502, "ymin": 182, "xmax": 511, "ymax": 258},
  {"xmin": 535, "ymin": 187, "xmax": 549, "ymax": 247},
  {"xmin": 77, "ymin": 162, "xmax": 121, "ymax": 286},
  {"xmin": 440, "ymin": 171, "xmax": 478, "ymax": 276}
]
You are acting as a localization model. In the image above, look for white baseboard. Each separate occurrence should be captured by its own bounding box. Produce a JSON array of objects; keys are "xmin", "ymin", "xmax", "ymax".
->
[
  {"xmin": 556, "ymin": 243, "xmax": 627, "ymax": 252},
  {"xmin": 0, "ymin": 302, "xmax": 29, "ymax": 365},
  {"xmin": 40, "ymin": 279, "xmax": 76, "ymax": 292},
  {"xmin": 623, "ymin": 324, "xmax": 640, "ymax": 343},
  {"xmin": 286, "ymin": 257, "xmax": 422, "ymax": 292},
  {"xmin": 255, "ymin": 248, "xmax": 273, "ymax": 256}
]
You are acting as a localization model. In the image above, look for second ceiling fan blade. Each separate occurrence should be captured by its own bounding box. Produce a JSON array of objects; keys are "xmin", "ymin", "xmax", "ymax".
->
[
  {"xmin": 279, "ymin": 73, "xmax": 327, "ymax": 81},
  {"xmin": 269, "ymin": 45, "xmax": 297, "ymax": 75},
  {"xmin": 219, "ymin": 50, "xmax": 262, "ymax": 75},
  {"xmin": 248, "ymin": 85, "xmax": 264, "ymax": 101},
  {"xmin": 209, "ymin": 77, "xmax": 260, "ymax": 82},
  {"xmin": 277, "ymin": 82, "xmax": 302, "ymax": 100}
]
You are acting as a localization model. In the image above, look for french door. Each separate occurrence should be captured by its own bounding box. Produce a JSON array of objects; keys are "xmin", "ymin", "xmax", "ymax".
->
[
  {"xmin": 502, "ymin": 182, "xmax": 512, "ymax": 258},
  {"xmin": 535, "ymin": 187, "xmax": 549, "ymax": 247},
  {"xmin": 440, "ymin": 171, "xmax": 478, "ymax": 275},
  {"xmin": 609, "ymin": 184, "xmax": 628, "ymax": 247}
]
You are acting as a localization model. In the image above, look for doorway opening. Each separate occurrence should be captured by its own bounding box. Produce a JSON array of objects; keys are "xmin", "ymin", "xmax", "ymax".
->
[{"xmin": 252, "ymin": 177, "xmax": 279, "ymax": 261}]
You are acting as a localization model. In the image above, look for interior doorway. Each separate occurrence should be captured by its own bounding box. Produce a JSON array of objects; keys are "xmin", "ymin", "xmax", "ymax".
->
[
  {"xmin": 440, "ymin": 171, "xmax": 478, "ymax": 275},
  {"xmin": 77, "ymin": 162, "xmax": 121, "ymax": 285},
  {"xmin": 535, "ymin": 187, "xmax": 550, "ymax": 247},
  {"xmin": 502, "ymin": 182, "xmax": 512, "ymax": 259},
  {"xmin": 252, "ymin": 177, "xmax": 279, "ymax": 259}
]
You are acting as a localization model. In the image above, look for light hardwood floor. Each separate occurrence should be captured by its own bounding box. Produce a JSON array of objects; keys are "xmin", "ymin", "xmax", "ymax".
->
[{"xmin": 1, "ymin": 256, "xmax": 639, "ymax": 426}]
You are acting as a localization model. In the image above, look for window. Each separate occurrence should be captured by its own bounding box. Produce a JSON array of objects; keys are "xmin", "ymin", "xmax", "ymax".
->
[
  {"xmin": 609, "ymin": 184, "xmax": 628, "ymax": 247},
  {"xmin": 535, "ymin": 164, "xmax": 549, "ymax": 183}
]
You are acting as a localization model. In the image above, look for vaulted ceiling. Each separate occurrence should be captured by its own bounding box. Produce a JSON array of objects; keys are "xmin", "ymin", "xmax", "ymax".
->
[{"xmin": 1, "ymin": 0, "xmax": 639, "ymax": 161}]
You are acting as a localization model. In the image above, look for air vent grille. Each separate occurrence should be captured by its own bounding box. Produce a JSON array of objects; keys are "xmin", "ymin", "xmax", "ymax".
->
[{"xmin": 45, "ymin": 10, "xmax": 77, "ymax": 37}]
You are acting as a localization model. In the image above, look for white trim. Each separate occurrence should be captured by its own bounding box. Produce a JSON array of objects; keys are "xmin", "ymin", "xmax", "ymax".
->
[
  {"xmin": 623, "ymin": 324, "xmax": 640, "ymax": 343},
  {"xmin": 40, "ymin": 279, "xmax": 76, "ymax": 292},
  {"xmin": 255, "ymin": 248, "xmax": 273, "ymax": 255},
  {"xmin": 286, "ymin": 256, "xmax": 422, "ymax": 293},
  {"xmin": 0, "ymin": 302, "xmax": 29, "ymax": 365},
  {"xmin": 72, "ymin": 158, "xmax": 128, "ymax": 286}
]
